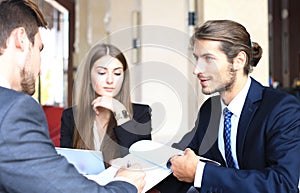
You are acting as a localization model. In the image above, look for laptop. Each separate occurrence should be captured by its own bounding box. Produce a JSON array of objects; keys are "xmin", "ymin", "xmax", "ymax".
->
[{"xmin": 55, "ymin": 147, "xmax": 105, "ymax": 175}]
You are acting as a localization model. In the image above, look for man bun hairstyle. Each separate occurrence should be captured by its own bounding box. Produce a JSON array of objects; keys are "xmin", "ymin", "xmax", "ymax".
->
[{"xmin": 191, "ymin": 20, "xmax": 263, "ymax": 74}]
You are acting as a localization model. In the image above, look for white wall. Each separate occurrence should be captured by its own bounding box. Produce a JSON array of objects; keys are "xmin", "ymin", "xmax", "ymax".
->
[
  {"xmin": 73, "ymin": 0, "xmax": 106, "ymax": 71},
  {"xmin": 138, "ymin": 0, "xmax": 198, "ymax": 144}
]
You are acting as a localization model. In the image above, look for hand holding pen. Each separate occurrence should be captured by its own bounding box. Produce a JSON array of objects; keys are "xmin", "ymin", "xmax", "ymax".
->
[{"xmin": 167, "ymin": 148, "xmax": 199, "ymax": 183}]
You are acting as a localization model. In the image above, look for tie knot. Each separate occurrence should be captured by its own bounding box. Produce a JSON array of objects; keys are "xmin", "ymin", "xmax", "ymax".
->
[{"xmin": 224, "ymin": 107, "xmax": 233, "ymax": 119}]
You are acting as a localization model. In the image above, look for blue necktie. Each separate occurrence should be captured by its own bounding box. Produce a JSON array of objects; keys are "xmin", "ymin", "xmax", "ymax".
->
[{"xmin": 223, "ymin": 107, "xmax": 235, "ymax": 168}]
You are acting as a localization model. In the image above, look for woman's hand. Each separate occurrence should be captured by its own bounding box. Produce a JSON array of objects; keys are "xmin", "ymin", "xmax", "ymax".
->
[
  {"xmin": 91, "ymin": 96, "xmax": 130, "ymax": 125},
  {"xmin": 92, "ymin": 96, "xmax": 115, "ymax": 114}
]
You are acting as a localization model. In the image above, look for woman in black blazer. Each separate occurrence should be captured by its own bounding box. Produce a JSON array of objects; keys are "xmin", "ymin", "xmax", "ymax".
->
[{"xmin": 60, "ymin": 43, "xmax": 152, "ymax": 167}]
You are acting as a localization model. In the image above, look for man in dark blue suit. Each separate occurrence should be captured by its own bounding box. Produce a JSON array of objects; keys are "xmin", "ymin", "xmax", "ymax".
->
[
  {"xmin": 0, "ymin": 0, "xmax": 145, "ymax": 192},
  {"xmin": 159, "ymin": 20, "xmax": 300, "ymax": 193}
]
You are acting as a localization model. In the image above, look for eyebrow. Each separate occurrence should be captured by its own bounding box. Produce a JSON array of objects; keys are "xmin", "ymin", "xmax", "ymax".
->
[
  {"xmin": 201, "ymin": 53, "xmax": 214, "ymax": 57},
  {"xmin": 193, "ymin": 52, "xmax": 215, "ymax": 61},
  {"xmin": 197, "ymin": 52, "xmax": 213, "ymax": 58},
  {"xmin": 96, "ymin": 66, "xmax": 123, "ymax": 70}
]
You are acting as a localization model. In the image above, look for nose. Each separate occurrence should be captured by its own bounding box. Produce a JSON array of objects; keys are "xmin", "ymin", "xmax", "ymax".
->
[
  {"xmin": 193, "ymin": 60, "xmax": 205, "ymax": 75},
  {"xmin": 193, "ymin": 65, "xmax": 200, "ymax": 75},
  {"xmin": 106, "ymin": 73, "xmax": 113, "ymax": 84}
]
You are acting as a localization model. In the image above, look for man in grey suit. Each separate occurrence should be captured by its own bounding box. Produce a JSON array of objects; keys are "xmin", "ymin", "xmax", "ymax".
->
[{"xmin": 0, "ymin": 0, "xmax": 145, "ymax": 192}]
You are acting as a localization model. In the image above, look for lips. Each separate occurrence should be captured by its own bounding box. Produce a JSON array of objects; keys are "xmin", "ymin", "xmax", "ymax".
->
[
  {"xmin": 104, "ymin": 87, "xmax": 114, "ymax": 92},
  {"xmin": 198, "ymin": 76, "xmax": 210, "ymax": 87},
  {"xmin": 200, "ymin": 80, "xmax": 209, "ymax": 87}
]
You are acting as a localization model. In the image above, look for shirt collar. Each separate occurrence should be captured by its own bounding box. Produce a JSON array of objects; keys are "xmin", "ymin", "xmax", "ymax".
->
[
  {"xmin": 221, "ymin": 76, "xmax": 251, "ymax": 117},
  {"xmin": 0, "ymin": 75, "xmax": 11, "ymax": 89}
]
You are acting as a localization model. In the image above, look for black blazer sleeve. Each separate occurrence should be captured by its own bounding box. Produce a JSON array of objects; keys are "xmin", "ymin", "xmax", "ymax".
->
[
  {"xmin": 60, "ymin": 104, "xmax": 152, "ymax": 153},
  {"xmin": 114, "ymin": 103, "xmax": 152, "ymax": 156},
  {"xmin": 60, "ymin": 107, "xmax": 75, "ymax": 148}
]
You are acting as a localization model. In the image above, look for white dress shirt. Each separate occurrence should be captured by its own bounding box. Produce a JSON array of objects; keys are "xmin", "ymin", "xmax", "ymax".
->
[{"xmin": 0, "ymin": 75, "xmax": 11, "ymax": 89}]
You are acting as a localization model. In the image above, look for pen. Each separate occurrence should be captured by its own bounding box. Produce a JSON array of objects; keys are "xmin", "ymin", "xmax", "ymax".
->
[
  {"xmin": 166, "ymin": 153, "xmax": 221, "ymax": 169},
  {"xmin": 198, "ymin": 156, "xmax": 221, "ymax": 166},
  {"xmin": 127, "ymin": 161, "xmax": 131, "ymax": 168},
  {"xmin": 166, "ymin": 152, "xmax": 184, "ymax": 169}
]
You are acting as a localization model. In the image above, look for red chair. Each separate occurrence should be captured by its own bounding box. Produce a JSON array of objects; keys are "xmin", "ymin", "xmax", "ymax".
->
[{"xmin": 42, "ymin": 105, "xmax": 64, "ymax": 147}]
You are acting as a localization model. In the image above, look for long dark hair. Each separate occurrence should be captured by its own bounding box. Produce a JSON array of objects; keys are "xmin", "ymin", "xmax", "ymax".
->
[{"xmin": 73, "ymin": 43, "xmax": 133, "ymax": 166}]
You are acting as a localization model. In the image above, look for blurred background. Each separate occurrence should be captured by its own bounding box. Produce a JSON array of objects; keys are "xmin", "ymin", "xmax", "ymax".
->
[{"xmin": 32, "ymin": 0, "xmax": 300, "ymax": 145}]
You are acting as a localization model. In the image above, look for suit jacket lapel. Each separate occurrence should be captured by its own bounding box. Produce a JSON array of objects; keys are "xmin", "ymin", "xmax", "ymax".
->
[
  {"xmin": 236, "ymin": 78, "xmax": 264, "ymax": 168},
  {"xmin": 199, "ymin": 96, "xmax": 226, "ymax": 165}
]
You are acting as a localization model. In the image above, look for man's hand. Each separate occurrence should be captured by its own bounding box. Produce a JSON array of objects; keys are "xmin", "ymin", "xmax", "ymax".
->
[
  {"xmin": 170, "ymin": 148, "xmax": 199, "ymax": 183},
  {"xmin": 115, "ymin": 164, "xmax": 146, "ymax": 193}
]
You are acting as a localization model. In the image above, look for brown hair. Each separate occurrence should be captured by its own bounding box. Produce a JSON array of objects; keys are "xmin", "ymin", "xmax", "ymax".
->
[
  {"xmin": 191, "ymin": 20, "xmax": 262, "ymax": 74},
  {"xmin": 72, "ymin": 43, "xmax": 133, "ymax": 165},
  {"xmin": 0, "ymin": 0, "xmax": 47, "ymax": 55}
]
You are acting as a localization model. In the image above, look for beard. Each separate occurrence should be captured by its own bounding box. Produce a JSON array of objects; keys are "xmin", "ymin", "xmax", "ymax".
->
[
  {"xmin": 20, "ymin": 67, "xmax": 36, "ymax": 96},
  {"xmin": 202, "ymin": 64, "xmax": 236, "ymax": 95},
  {"xmin": 221, "ymin": 64, "xmax": 236, "ymax": 92},
  {"xmin": 20, "ymin": 45, "xmax": 37, "ymax": 96}
]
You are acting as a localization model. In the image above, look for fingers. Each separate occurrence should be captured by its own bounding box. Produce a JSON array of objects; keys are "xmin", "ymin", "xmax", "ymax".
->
[
  {"xmin": 115, "ymin": 165, "xmax": 146, "ymax": 193},
  {"xmin": 137, "ymin": 178, "xmax": 146, "ymax": 193},
  {"xmin": 115, "ymin": 164, "xmax": 144, "ymax": 176},
  {"xmin": 91, "ymin": 97, "xmax": 102, "ymax": 115},
  {"xmin": 91, "ymin": 96, "xmax": 114, "ymax": 114},
  {"xmin": 110, "ymin": 159, "xmax": 143, "ymax": 171},
  {"xmin": 169, "ymin": 155, "xmax": 183, "ymax": 170},
  {"xmin": 169, "ymin": 148, "xmax": 198, "ymax": 183},
  {"xmin": 127, "ymin": 163, "xmax": 143, "ymax": 170},
  {"xmin": 184, "ymin": 148, "xmax": 193, "ymax": 155}
]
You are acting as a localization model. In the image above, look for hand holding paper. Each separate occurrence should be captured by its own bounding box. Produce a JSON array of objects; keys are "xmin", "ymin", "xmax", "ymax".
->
[
  {"xmin": 115, "ymin": 164, "xmax": 146, "ymax": 193},
  {"xmin": 169, "ymin": 148, "xmax": 199, "ymax": 183}
]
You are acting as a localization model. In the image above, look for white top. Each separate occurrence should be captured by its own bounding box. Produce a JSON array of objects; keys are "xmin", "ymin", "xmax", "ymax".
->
[{"xmin": 93, "ymin": 121, "xmax": 106, "ymax": 151}]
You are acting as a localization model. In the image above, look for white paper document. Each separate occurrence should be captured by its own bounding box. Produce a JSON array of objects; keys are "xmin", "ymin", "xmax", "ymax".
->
[{"xmin": 86, "ymin": 140, "xmax": 183, "ymax": 193}]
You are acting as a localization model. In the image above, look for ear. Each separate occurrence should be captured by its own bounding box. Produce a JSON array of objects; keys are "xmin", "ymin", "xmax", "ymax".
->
[
  {"xmin": 233, "ymin": 51, "xmax": 247, "ymax": 71},
  {"xmin": 13, "ymin": 27, "xmax": 28, "ymax": 51}
]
